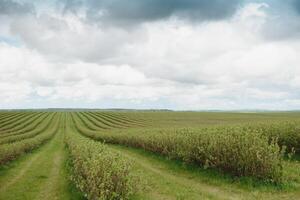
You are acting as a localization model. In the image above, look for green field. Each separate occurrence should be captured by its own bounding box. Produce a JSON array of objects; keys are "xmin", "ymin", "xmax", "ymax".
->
[{"xmin": 0, "ymin": 111, "xmax": 300, "ymax": 200}]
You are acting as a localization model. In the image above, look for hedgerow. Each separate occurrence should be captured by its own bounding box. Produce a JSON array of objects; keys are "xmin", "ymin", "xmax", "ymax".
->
[
  {"xmin": 0, "ymin": 113, "xmax": 56, "ymax": 144},
  {"xmin": 0, "ymin": 114, "xmax": 59, "ymax": 165},
  {"xmin": 65, "ymin": 115, "xmax": 136, "ymax": 200},
  {"xmin": 74, "ymin": 113, "xmax": 287, "ymax": 183},
  {"xmin": 248, "ymin": 121, "xmax": 300, "ymax": 154}
]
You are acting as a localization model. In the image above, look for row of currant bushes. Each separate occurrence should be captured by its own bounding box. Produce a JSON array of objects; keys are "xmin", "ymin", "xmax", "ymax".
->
[
  {"xmin": 0, "ymin": 112, "xmax": 32, "ymax": 128},
  {"xmin": 66, "ymin": 115, "xmax": 136, "ymax": 200},
  {"xmin": 1, "ymin": 113, "xmax": 48, "ymax": 136},
  {"xmin": 0, "ymin": 112, "xmax": 43, "ymax": 133},
  {"xmin": 72, "ymin": 113, "xmax": 286, "ymax": 183},
  {"xmin": 188, "ymin": 120, "xmax": 300, "ymax": 154},
  {"xmin": 83, "ymin": 112, "xmax": 300, "ymax": 155},
  {"xmin": 248, "ymin": 121, "xmax": 300, "ymax": 154},
  {"xmin": 0, "ymin": 113, "xmax": 56, "ymax": 145},
  {"xmin": 0, "ymin": 114, "xmax": 59, "ymax": 165},
  {"xmin": 0, "ymin": 112, "xmax": 29, "ymax": 127}
]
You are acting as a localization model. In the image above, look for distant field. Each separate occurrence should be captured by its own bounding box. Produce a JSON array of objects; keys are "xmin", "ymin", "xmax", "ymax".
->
[{"xmin": 0, "ymin": 111, "xmax": 300, "ymax": 200}]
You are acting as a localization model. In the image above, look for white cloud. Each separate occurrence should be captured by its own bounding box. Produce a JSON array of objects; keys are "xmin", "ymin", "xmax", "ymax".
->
[
  {"xmin": 10, "ymin": 13, "xmax": 147, "ymax": 62},
  {"xmin": 0, "ymin": 2, "xmax": 300, "ymax": 110}
]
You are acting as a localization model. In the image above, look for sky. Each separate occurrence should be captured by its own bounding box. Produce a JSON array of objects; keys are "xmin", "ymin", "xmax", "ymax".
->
[{"xmin": 0, "ymin": 0, "xmax": 300, "ymax": 110}]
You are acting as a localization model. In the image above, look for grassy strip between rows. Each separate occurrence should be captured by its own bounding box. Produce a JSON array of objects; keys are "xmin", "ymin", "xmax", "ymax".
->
[
  {"xmin": 0, "ymin": 113, "xmax": 59, "ymax": 165},
  {"xmin": 65, "ymin": 114, "xmax": 137, "ymax": 200},
  {"xmin": 73, "ymin": 113, "xmax": 295, "ymax": 183}
]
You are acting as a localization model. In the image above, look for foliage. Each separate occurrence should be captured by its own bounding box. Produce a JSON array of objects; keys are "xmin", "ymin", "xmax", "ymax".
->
[
  {"xmin": 65, "ymin": 116, "xmax": 136, "ymax": 200},
  {"xmin": 0, "ymin": 114, "xmax": 59, "ymax": 165},
  {"xmin": 71, "ymin": 112, "xmax": 300, "ymax": 183}
]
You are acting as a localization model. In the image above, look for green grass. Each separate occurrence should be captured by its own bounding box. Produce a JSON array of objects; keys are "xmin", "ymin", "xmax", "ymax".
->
[
  {"xmin": 0, "ymin": 114, "xmax": 83, "ymax": 200},
  {"xmin": 74, "ymin": 112, "xmax": 299, "ymax": 182},
  {"xmin": 0, "ymin": 111, "xmax": 300, "ymax": 200},
  {"xmin": 109, "ymin": 144, "xmax": 300, "ymax": 200}
]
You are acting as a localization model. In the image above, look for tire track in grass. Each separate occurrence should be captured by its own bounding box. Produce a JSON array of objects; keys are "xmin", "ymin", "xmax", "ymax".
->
[
  {"xmin": 0, "ymin": 147, "xmax": 43, "ymax": 193},
  {"xmin": 108, "ymin": 145, "xmax": 300, "ymax": 200},
  {"xmin": 34, "ymin": 149, "xmax": 63, "ymax": 200},
  {"xmin": 0, "ymin": 129, "xmax": 60, "ymax": 199},
  {"xmin": 0, "ymin": 114, "xmax": 82, "ymax": 200},
  {"xmin": 109, "ymin": 145, "xmax": 240, "ymax": 200},
  {"xmin": 34, "ymin": 113, "xmax": 83, "ymax": 200},
  {"xmin": 71, "ymin": 113, "xmax": 236, "ymax": 199},
  {"xmin": 73, "ymin": 112, "xmax": 300, "ymax": 200},
  {"xmin": 0, "ymin": 115, "xmax": 60, "ymax": 191}
]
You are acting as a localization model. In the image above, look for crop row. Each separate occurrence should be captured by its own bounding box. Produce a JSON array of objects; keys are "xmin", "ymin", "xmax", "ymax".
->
[
  {"xmin": 0, "ymin": 112, "xmax": 31, "ymax": 126},
  {"xmin": 0, "ymin": 112, "xmax": 44, "ymax": 134},
  {"xmin": 76, "ymin": 112, "xmax": 146, "ymax": 130},
  {"xmin": 95, "ymin": 112, "xmax": 147, "ymax": 126},
  {"xmin": 0, "ymin": 113, "xmax": 50, "ymax": 139},
  {"xmin": 2, "ymin": 112, "xmax": 46, "ymax": 134},
  {"xmin": 0, "ymin": 113, "xmax": 60, "ymax": 165},
  {"xmin": 65, "ymin": 113, "xmax": 136, "ymax": 200},
  {"xmin": 82, "ymin": 112, "xmax": 130, "ymax": 129},
  {"xmin": 73, "ymin": 113, "xmax": 291, "ymax": 183},
  {"xmin": 84, "ymin": 111, "xmax": 300, "ymax": 155},
  {"xmin": 247, "ymin": 121, "xmax": 300, "ymax": 154},
  {"xmin": 0, "ymin": 113, "xmax": 56, "ymax": 144},
  {"xmin": 0, "ymin": 112, "xmax": 28, "ymax": 124}
]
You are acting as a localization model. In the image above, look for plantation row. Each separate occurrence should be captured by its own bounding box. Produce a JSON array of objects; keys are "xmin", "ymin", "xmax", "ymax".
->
[
  {"xmin": 65, "ymin": 114, "xmax": 136, "ymax": 200},
  {"xmin": 0, "ymin": 111, "xmax": 145, "ymax": 166},
  {"xmin": 0, "ymin": 113, "xmax": 55, "ymax": 144},
  {"xmin": 0, "ymin": 112, "xmax": 58, "ymax": 165},
  {"xmin": 64, "ymin": 112, "xmax": 147, "ymax": 199},
  {"xmin": 0, "ymin": 112, "xmax": 45, "ymax": 134},
  {"xmin": 72, "ymin": 112, "xmax": 300, "ymax": 183},
  {"xmin": 0, "ymin": 112, "xmax": 140, "ymax": 200}
]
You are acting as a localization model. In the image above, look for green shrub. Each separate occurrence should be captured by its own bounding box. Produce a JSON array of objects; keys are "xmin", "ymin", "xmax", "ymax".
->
[
  {"xmin": 65, "ymin": 119, "xmax": 136, "ymax": 200},
  {"xmin": 72, "ymin": 113, "xmax": 286, "ymax": 183},
  {"xmin": 0, "ymin": 114, "xmax": 59, "ymax": 165},
  {"xmin": 251, "ymin": 121, "xmax": 300, "ymax": 154}
]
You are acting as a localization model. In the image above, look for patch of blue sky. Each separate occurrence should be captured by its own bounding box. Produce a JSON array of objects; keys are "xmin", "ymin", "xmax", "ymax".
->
[{"xmin": 0, "ymin": 36, "xmax": 22, "ymax": 47}]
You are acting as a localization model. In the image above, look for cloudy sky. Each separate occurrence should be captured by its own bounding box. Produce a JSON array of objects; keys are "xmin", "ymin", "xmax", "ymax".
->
[{"xmin": 0, "ymin": 0, "xmax": 300, "ymax": 110}]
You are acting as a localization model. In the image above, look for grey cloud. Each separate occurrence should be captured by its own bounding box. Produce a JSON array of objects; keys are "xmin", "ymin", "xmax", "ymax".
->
[
  {"xmin": 63, "ymin": 0, "xmax": 241, "ymax": 25},
  {"xmin": 291, "ymin": 0, "xmax": 300, "ymax": 14},
  {"xmin": 262, "ymin": 16, "xmax": 300, "ymax": 40},
  {"xmin": 238, "ymin": 0, "xmax": 300, "ymax": 41},
  {"xmin": 259, "ymin": 0, "xmax": 300, "ymax": 40},
  {"xmin": 10, "ymin": 14, "xmax": 147, "ymax": 62},
  {"xmin": 0, "ymin": 0, "xmax": 34, "ymax": 16}
]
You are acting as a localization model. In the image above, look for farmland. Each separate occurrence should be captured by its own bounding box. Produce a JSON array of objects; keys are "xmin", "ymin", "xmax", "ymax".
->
[{"xmin": 0, "ymin": 111, "xmax": 300, "ymax": 200}]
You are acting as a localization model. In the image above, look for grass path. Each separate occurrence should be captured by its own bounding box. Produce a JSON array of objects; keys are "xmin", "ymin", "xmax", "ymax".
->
[
  {"xmin": 108, "ymin": 145, "xmax": 300, "ymax": 200},
  {"xmin": 0, "ymin": 117, "xmax": 82, "ymax": 200}
]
